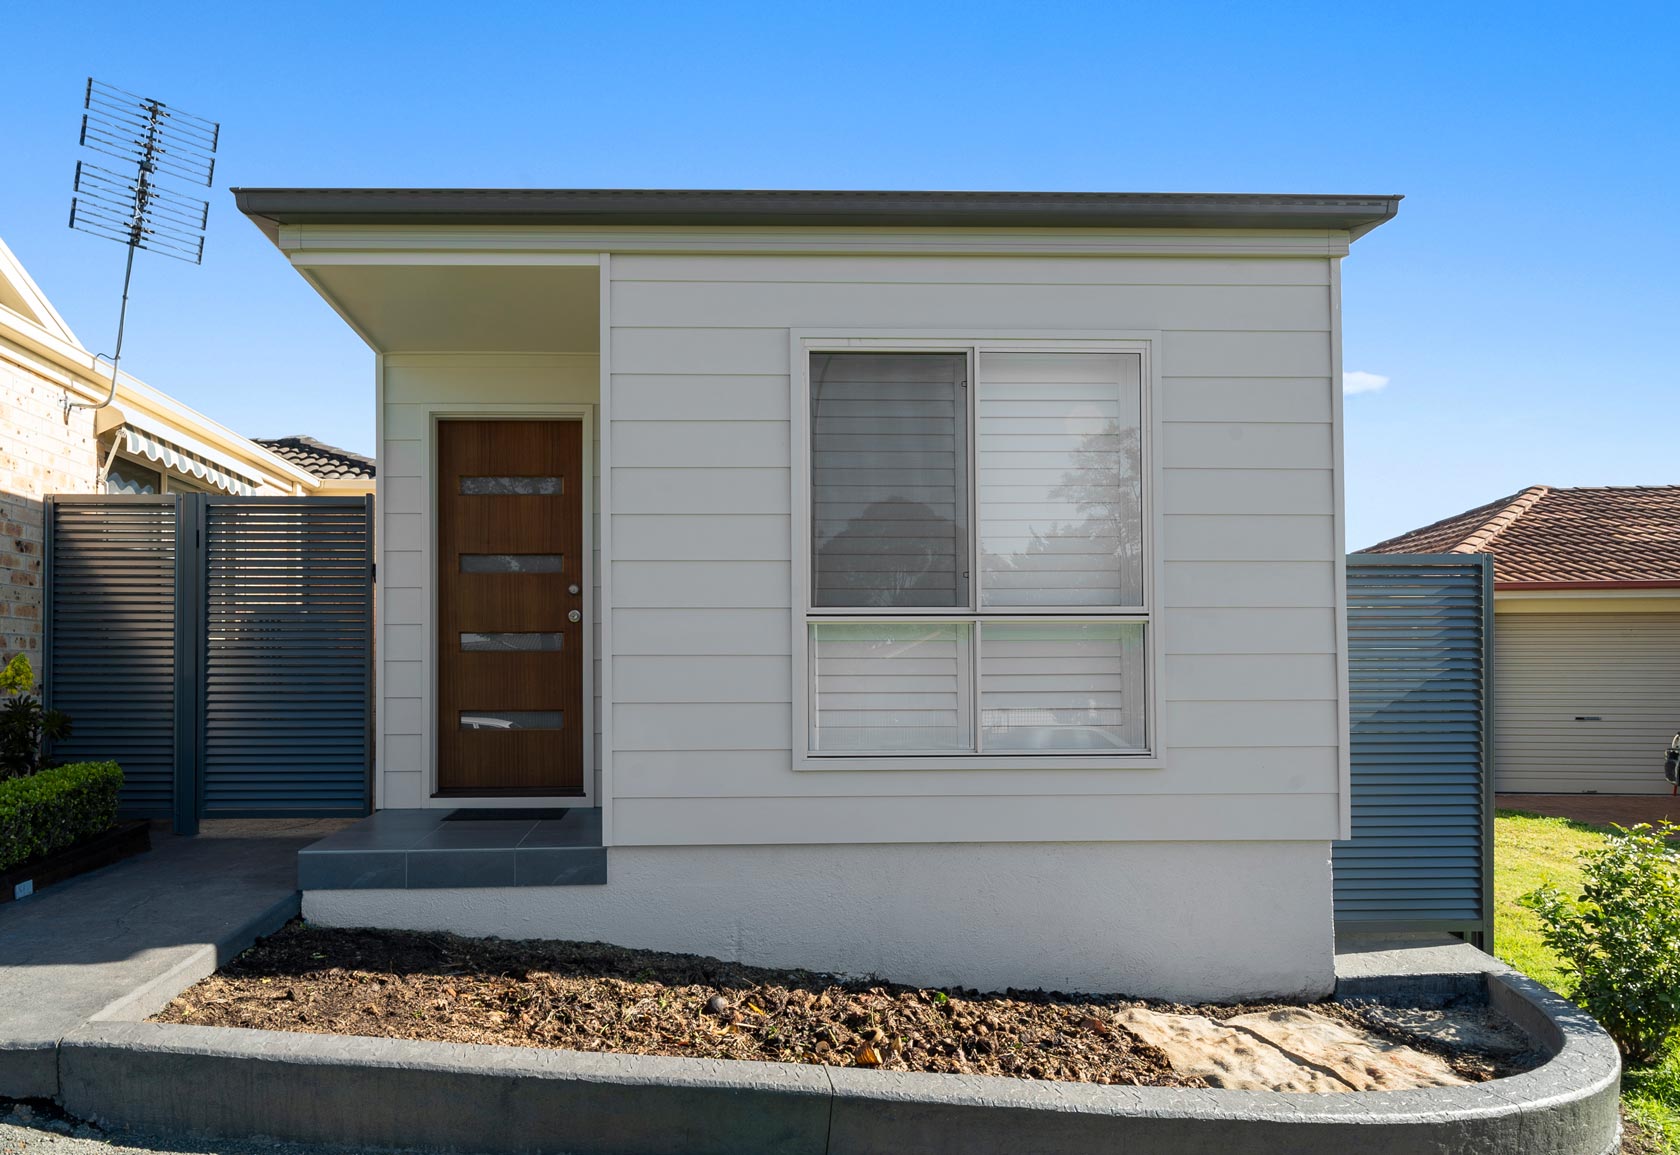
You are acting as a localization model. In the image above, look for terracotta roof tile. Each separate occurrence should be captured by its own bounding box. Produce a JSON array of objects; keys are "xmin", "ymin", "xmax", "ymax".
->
[
  {"xmin": 1364, "ymin": 485, "xmax": 1680, "ymax": 586},
  {"xmin": 256, "ymin": 435, "xmax": 376, "ymax": 480}
]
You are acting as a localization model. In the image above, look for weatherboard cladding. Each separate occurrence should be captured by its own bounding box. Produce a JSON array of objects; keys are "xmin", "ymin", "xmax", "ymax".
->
[
  {"xmin": 374, "ymin": 354, "xmax": 602, "ymax": 811},
  {"xmin": 604, "ymin": 250, "xmax": 1343, "ymax": 846},
  {"xmin": 1335, "ymin": 556, "xmax": 1490, "ymax": 936}
]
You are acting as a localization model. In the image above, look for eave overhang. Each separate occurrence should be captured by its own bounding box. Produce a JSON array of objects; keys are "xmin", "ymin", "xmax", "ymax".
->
[{"xmin": 234, "ymin": 188, "xmax": 1403, "ymax": 243}]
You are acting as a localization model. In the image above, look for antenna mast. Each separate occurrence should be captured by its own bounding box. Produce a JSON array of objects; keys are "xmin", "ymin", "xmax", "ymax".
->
[{"xmin": 66, "ymin": 78, "xmax": 219, "ymax": 418}]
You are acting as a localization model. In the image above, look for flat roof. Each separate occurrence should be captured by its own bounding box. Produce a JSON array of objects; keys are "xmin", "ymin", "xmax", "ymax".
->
[{"xmin": 233, "ymin": 188, "xmax": 1401, "ymax": 239}]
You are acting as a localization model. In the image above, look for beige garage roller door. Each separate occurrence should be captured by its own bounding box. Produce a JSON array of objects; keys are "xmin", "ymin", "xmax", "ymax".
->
[{"xmin": 1496, "ymin": 612, "xmax": 1680, "ymax": 794}]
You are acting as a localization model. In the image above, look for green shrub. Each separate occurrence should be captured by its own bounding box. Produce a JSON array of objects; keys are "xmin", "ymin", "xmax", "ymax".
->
[
  {"xmin": 0, "ymin": 654, "xmax": 72, "ymax": 779},
  {"xmin": 1521, "ymin": 822, "xmax": 1680, "ymax": 1063},
  {"xmin": 0, "ymin": 760, "xmax": 123, "ymax": 873}
]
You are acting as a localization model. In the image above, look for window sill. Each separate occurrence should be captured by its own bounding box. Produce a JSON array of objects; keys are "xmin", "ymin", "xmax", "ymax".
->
[{"xmin": 794, "ymin": 753, "xmax": 1164, "ymax": 772}]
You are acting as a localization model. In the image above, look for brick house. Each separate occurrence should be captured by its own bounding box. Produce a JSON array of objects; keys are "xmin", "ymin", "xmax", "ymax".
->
[
  {"xmin": 0, "ymin": 236, "xmax": 371, "ymax": 659},
  {"xmin": 1368, "ymin": 484, "xmax": 1680, "ymax": 794}
]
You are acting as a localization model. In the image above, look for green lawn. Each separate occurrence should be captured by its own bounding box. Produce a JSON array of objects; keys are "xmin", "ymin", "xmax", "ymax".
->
[{"xmin": 1495, "ymin": 811, "xmax": 1680, "ymax": 1152}]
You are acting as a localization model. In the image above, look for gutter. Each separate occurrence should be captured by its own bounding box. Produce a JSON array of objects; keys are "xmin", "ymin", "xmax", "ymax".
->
[
  {"xmin": 1495, "ymin": 579, "xmax": 1680, "ymax": 592},
  {"xmin": 233, "ymin": 188, "xmax": 1402, "ymax": 242},
  {"xmin": 0, "ymin": 314, "xmax": 319, "ymax": 494},
  {"xmin": 109, "ymin": 375, "xmax": 321, "ymax": 493}
]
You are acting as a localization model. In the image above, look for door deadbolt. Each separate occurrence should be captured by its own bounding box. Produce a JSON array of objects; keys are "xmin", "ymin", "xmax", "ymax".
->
[
  {"xmin": 568, "ymin": 609, "xmax": 582, "ymax": 622},
  {"xmin": 568, "ymin": 583, "xmax": 581, "ymax": 595}
]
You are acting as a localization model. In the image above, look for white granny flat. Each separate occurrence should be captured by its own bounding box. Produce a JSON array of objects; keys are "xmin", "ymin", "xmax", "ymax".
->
[{"xmin": 238, "ymin": 188, "xmax": 1400, "ymax": 1000}]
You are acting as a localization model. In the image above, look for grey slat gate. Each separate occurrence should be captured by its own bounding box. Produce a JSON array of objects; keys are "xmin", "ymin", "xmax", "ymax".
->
[
  {"xmin": 1335, "ymin": 553, "xmax": 1493, "ymax": 946},
  {"xmin": 200, "ymin": 498, "xmax": 374, "ymax": 816},
  {"xmin": 44, "ymin": 498, "xmax": 179, "ymax": 816},
  {"xmin": 45, "ymin": 494, "xmax": 373, "ymax": 830}
]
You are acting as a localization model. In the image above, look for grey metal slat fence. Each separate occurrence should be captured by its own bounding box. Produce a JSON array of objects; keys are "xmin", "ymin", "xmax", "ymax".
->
[
  {"xmin": 200, "ymin": 498, "xmax": 374, "ymax": 816},
  {"xmin": 45, "ymin": 494, "xmax": 373, "ymax": 830},
  {"xmin": 44, "ymin": 497, "xmax": 178, "ymax": 816},
  {"xmin": 1335, "ymin": 553, "xmax": 1494, "ymax": 946}
]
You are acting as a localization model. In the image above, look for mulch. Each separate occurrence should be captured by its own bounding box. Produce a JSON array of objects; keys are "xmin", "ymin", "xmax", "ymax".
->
[{"xmin": 153, "ymin": 922, "xmax": 1528, "ymax": 1087}]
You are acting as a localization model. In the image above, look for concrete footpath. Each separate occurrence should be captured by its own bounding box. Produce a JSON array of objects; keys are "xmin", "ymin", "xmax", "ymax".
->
[{"xmin": 0, "ymin": 819, "xmax": 345, "ymax": 1100}]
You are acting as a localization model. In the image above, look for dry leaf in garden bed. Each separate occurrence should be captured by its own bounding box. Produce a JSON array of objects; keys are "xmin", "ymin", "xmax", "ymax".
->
[{"xmin": 154, "ymin": 922, "xmax": 1540, "ymax": 1088}]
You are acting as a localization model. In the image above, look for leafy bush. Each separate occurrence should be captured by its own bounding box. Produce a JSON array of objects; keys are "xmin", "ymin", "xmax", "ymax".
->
[
  {"xmin": 0, "ymin": 654, "xmax": 72, "ymax": 779},
  {"xmin": 0, "ymin": 760, "xmax": 122, "ymax": 873},
  {"xmin": 1521, "ymin": 822, "xmax": 1680, "ymax": 1062}
]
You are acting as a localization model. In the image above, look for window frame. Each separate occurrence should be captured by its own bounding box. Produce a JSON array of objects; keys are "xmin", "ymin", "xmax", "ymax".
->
[{"xmin": 791, "ymin": 330, "xmax": 1164, "ymax": 771}]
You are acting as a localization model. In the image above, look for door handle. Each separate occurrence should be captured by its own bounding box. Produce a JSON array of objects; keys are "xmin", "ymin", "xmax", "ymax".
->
[
  {"xmin": 568, "ymin": 584, "xmax": 581, "ymax": 595},
  {"xmin": 568, "ymin": 609, "xmax": 582, "ymax": 623}
]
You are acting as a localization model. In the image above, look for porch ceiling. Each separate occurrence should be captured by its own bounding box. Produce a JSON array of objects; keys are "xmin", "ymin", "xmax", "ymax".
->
[{"xmin": 298, "ymin": 263, "xmax": 599, "ymax": 354}]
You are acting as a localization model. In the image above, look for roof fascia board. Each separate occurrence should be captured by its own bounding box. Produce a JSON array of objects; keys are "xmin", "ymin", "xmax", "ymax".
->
[
  {"xmin": 234, "ymin": 189, "xmax": 1401, "ymax": 235},
  {"xmin": 0, "ymin": 315, "xmax": 115, "ymax": 403},
  {"xmin": 290, "ymin": 250, "xmax": 603, "ymax": 267},
  {"xmin": 0, "ymin": 238, "xmax": 81, "ymax": 346},
  {"xmin": 1496, "ymin": 590, "xmax": 1680, "ymax": 614},
  {"xmin": 0, "ymin": 245, "xmax": 317, "ymax": 491},
  {"xmin": 1495, "ymin": 580, "xmax": 1680, "ymax": 594},
  {"xmin": 275, "ymin": 223, "xmax": 1353, "ymax": 260},
  {"xmin": 311, "ymin": 475, "xmax": 378, "ymax": 495},
  {"xmin": 111, "ymin": 375, "xmax": 320, "ymax": 490}
]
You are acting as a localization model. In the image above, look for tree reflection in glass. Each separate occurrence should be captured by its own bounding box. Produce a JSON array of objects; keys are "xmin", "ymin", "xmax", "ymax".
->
[{"xmin": 979, "ymin": 353, "xmax": 1143, "ymax": 607}]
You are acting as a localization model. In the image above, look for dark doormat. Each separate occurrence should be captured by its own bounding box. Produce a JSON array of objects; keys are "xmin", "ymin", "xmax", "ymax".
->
[{"xmin": 443, "ymin": 808, "xmax": 571, "ymax": 821}]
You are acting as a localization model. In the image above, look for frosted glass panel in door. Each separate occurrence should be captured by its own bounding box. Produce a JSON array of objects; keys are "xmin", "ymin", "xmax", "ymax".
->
[{"xmin": 978, "ymin": 353, "xmax": 1143, "ymax": 606}]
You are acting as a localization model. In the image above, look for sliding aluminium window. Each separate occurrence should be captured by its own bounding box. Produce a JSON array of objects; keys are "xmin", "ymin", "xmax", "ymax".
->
[{"xmin": 802, "ymin": 342, "xmax": 1150, "ymax": 760}]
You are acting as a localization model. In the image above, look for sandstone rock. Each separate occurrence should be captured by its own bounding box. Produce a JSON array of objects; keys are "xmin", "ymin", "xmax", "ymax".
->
[
  {"xmin": 1116, "ymin": 1007, "xmax": 1349, "ymax": 1092},
  {"xmin": 1227, "ymin": 1008, "xmax": 1469, "ymax": 1090}
]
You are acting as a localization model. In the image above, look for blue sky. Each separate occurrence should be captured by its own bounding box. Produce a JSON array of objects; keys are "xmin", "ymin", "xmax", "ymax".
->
[{"xmin": 2, "ymin": 1, "xmax": 1674, "ymax": 546}]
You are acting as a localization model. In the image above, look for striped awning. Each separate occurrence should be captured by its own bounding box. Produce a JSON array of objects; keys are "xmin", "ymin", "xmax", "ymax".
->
[{"xmin": 119, "ymin": 424, "xmax": 258, "ymax": 496}]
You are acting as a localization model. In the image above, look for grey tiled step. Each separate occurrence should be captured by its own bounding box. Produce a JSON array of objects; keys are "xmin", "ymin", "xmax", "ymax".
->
[{"xmin": 298, "ymin": 808, "xmax": 605, "ymax": 890}]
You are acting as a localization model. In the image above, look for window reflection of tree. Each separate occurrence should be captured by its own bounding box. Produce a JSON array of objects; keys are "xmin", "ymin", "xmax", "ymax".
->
[
  {"xmin": 815, "ymin": 498, "xmax": 964, "ymax": 608},
  {"xmin": 983, "ymin": 421, "xmax": 1143, "ymax": 605}
]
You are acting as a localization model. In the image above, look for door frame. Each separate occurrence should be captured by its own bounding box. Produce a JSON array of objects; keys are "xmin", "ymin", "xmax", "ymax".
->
[{"xmin": 422, "ymin": 404, "xmax": 596, "ymax": 808}]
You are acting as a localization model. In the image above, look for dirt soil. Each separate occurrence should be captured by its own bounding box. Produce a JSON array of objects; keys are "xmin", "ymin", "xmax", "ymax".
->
[{"xmin": 154, "ymin": 922, "xmax": 1538, "ymax": 1087}]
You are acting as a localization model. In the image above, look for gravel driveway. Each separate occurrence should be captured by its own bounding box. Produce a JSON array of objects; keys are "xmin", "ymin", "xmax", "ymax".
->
[{"xmin": 1, "ymin": 1102, "xmax": 436, "ymax": 1155}]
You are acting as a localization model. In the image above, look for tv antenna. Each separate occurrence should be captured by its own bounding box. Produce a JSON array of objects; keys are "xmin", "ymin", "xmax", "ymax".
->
[{"xmin": 66, "ymin": 78, "xmax": 219, "ymax": 418}]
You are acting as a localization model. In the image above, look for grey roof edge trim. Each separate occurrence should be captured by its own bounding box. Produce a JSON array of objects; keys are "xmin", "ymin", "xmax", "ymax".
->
[{"xmin": 232, "ymin": 188, "xmax": 1401, "ymax": 240}]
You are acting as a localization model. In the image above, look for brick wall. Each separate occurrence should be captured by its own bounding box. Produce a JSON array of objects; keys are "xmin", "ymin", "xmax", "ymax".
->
[{"xmin": 0, "ymin": 352, "xmax": 98, "ymax": 662}]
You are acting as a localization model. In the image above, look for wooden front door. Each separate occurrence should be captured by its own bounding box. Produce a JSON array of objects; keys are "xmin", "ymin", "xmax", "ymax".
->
[{"xmin": 436, "ymin": 419, "xmax": 584, "ymax": 795}]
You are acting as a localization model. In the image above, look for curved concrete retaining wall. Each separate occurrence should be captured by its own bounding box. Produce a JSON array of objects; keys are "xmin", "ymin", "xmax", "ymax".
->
[{"xmin": 58, "ymin": 970, "xmax": 1620, "ymax": 1155}]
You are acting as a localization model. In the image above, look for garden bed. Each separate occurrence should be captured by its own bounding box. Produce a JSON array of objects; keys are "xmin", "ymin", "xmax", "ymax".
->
[
  {"xmin": 155, "ymin": 923, "xmax": 1542, "ymax": 1091},
  {"xmin": 0, "ymin": 817, "xmax": 149, "ymax": 903}
]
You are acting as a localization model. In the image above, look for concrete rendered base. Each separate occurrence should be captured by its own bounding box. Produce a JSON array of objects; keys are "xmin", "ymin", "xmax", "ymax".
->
[
  {"xmin": 304, "ymin": 839, "xmax": 1336, "ymax": 1001},
  {"xmin": 57, "ymin": 966, "xmax": 1621, "ymax": 1155}
]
